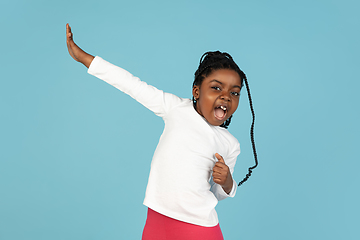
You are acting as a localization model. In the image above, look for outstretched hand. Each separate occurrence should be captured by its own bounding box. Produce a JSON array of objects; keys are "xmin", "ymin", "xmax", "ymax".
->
[
  {"xmin": 66, "ymin": 24, "xmax": 79, "ymax": 62},
  {"xmin": 212, "ymin": 153, "xmax": 233, "ymax": 194},
  {"xmin": 66, "ymin": 23, "xmax": 94, "ymax": 68}
]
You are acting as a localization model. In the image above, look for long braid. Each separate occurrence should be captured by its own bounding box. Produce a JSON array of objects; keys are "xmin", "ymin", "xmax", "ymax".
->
[
  {"xmin": 193, "ymin": 51, "xmax": 258, "ymax": 185},
  {"xmin": 238, "ymin": 75, "xmax": 258, "ymax": 186}
]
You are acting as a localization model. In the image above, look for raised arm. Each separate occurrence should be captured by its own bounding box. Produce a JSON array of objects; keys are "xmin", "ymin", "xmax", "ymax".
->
[{"xmin": 66, "ymin": 23, "xmax": 94, "ymax": 68}]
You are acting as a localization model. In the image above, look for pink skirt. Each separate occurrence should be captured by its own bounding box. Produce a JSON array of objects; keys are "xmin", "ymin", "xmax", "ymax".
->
[{"xmin": 142, "ymin": 208, "xmax": 224, "ymax": 240}]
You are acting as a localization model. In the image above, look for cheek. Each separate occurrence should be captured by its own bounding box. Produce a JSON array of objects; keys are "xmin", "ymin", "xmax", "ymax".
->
[
  {"xmin": 199, "ymin": 94, "xmax": 215, "ymax": 110},
  {"xmin": 231, "ymin": 100, "xmax": 240, "ymax": 113}
]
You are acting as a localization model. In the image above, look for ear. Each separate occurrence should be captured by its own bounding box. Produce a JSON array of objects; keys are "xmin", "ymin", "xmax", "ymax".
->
[{"xmin": 192, "ymin": 85, "xmax": 200, "ymax": 100}]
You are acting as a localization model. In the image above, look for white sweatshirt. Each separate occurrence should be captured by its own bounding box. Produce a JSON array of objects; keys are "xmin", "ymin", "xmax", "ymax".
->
[{"xmin": 88, "ymin": 56, "xmax": 240, "ymax": 227}]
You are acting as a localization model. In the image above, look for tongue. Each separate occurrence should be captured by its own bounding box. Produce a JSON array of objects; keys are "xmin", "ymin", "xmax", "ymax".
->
[{"xmin": 214, "ymin": 108, "xmax": 225, "ymax": 119}]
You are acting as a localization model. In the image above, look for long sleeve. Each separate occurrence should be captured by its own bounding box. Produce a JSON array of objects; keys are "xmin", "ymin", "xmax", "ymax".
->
[
  {"xmin": 88, "ymin": 56, "xmax": 184, "ymax": 118},
  {"xmin": 87, "ymin": 56, "xmax": 241, "ymax": 227}
]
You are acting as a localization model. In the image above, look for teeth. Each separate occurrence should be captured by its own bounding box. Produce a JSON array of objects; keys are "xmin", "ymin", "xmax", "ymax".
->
[{"xmin": 220, "ymin": 106, "xmax": 227, "ymax": 111}]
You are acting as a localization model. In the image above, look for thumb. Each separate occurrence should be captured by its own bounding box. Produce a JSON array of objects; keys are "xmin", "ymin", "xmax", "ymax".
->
[{"xmin": 215, "ymin": 153, "xmax": 225, "ymax": 163}]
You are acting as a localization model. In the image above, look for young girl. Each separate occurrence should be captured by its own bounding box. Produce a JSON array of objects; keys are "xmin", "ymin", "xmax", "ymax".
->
[{"xmin": 66, "ymin": 23, "xmax": 257, "ymax": 240}]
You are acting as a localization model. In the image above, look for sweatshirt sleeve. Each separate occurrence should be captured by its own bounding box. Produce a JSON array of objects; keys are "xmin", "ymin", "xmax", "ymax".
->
[
  {"xmin": 210, "ymin": 141, "xmax": 240, "ymax": 200},
  {"xmin": 87, "ymin": 56, "xmax": 184, "ymax": 118}
]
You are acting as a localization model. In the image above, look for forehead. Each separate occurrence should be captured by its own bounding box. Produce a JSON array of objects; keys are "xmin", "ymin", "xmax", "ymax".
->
[{"xmin": 202, "ymin": 69, "xmax": 242, "ymax": 86}]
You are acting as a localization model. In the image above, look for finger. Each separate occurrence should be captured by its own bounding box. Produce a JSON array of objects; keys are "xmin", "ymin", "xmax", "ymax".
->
[
  {"xmin": 212, "ymin": 175, "xmax": 220, "ymax": 181},
  {"xmin": 212, "ymin": 177, "xmax": 223, "ymax": 185},
  {"xmin": 212, "ymin": 169, "xmax": 220, "ymax": 176},
  {"xmin": 66, "ymin": 24, "xmax": 73, "ymax": 39},
  {"xmin": 213, "ymin": 160, "xmax": 227, "ymax": 173},
  {"xmin": 212, "ymin": 172, "xmax": 223, "ymax": 180},
  {"xmin": 215, "ymin": 153, "xmax": 225, "ymax": 163},
  {"xmin": 213, "ymin": 164, "xmax": 223, "ymax": 173},
  {"xmin": 213, "ymin": 166, "xmax": 226, "ymax": 175}
]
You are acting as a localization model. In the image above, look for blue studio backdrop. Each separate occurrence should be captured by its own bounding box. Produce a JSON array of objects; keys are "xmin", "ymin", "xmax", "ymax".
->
[{"xmin": 1, "ymin": 0, "xmax": 359, "ymax": 239}]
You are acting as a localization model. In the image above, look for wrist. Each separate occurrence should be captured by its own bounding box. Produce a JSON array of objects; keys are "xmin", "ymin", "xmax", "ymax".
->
[
  {"xmin": 222, "ymin": 179, "xmax": 233, "ymax": 194},
  {"xmin": 82, "ymin": 54, "xmax": 95, "ymax": 68}
]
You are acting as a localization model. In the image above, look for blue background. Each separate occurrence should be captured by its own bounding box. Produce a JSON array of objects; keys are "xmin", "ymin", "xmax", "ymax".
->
[{"xmin": 1, "ymin": 0, "xmax": 359, "ymax": 239}]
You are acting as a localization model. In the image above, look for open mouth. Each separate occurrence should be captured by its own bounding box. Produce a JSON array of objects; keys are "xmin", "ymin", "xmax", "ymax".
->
[{"xmin": 214, "ymin": 105, "xmax": 227, "ymax": 121}]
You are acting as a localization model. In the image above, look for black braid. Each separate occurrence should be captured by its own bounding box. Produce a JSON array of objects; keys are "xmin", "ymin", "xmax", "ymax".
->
[
  {"xmin": 238, "ymin": 75, "xmax": 258, "ymax": 186},
  {"xmin": 193, "ymin": 51, "xmax": 258, "ymax": 186}
]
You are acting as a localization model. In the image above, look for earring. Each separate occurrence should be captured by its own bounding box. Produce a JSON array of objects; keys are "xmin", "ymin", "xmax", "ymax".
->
[{"xmin": 192, "ymin": 97, "xmax": 197, "ymax": 109}]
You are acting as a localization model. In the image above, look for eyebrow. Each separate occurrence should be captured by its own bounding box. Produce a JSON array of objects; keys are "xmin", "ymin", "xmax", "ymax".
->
[{"xmin": 210, "ymin": 79, "xmax": 242, "ymax": 89}]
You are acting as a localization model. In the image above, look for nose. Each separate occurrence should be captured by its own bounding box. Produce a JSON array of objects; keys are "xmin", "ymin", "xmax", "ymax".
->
[{"xmin": 220, "ymin": 92, "xmax": 231, "ymax": 101}]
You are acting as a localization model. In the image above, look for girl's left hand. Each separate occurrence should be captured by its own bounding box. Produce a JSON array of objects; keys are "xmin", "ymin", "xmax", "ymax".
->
[{"xmin": 212, "ymin": 153, "xmax": 233, "ymax": 194}]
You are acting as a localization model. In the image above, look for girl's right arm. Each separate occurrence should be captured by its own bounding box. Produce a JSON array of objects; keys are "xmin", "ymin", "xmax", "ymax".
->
[
  {"xmin": 87, "ymin": 56, "xmax": 185, "ymax": 118},
  {"xmin": 66, "ymin": 23, "xmax": 184, "ymax": 117},
  {"xmin": 66, "ymin": 23, "xmax": 94, "ymax": 68}
]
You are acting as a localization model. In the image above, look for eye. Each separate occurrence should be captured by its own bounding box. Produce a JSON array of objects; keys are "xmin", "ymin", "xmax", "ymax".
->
[
  {"xmin": 212, "ymin": 86, "xmax": 221, "ymax": 91},
  {"xmin": 231, "ymin": 92, "xmax": 240, "ymax": 96}
]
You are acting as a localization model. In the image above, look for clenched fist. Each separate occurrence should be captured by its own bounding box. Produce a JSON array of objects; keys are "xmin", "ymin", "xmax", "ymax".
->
[{"xmin": 212, "ymin": 153, "xmax": 233, "ymax": 194}]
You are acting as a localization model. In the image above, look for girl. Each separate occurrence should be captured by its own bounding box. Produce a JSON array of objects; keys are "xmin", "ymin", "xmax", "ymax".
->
[{"xmin": 66, "ymin": 23, "xmax": 257, "ymax": 240}]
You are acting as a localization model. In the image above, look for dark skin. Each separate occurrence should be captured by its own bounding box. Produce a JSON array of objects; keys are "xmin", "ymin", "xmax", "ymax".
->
[
  {"xmin": 66, "ymin": 23, "xmax": 94, "ymax": 68},
  {"xmin": 193, "ymin": 69, "xmax": 242, "ymax": 194},
  {"xmin": 66, "ymin": 23, "xmax": 239, "ymax": 194},
  {"xmin": 213, "ymin": 153, "xmax": 234, "ymax": 194}
]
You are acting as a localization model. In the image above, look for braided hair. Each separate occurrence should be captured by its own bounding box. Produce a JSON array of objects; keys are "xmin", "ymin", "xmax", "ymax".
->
[{"xmin": 193, "ymin": 51, "xmax": 258, "ymax": 186}]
